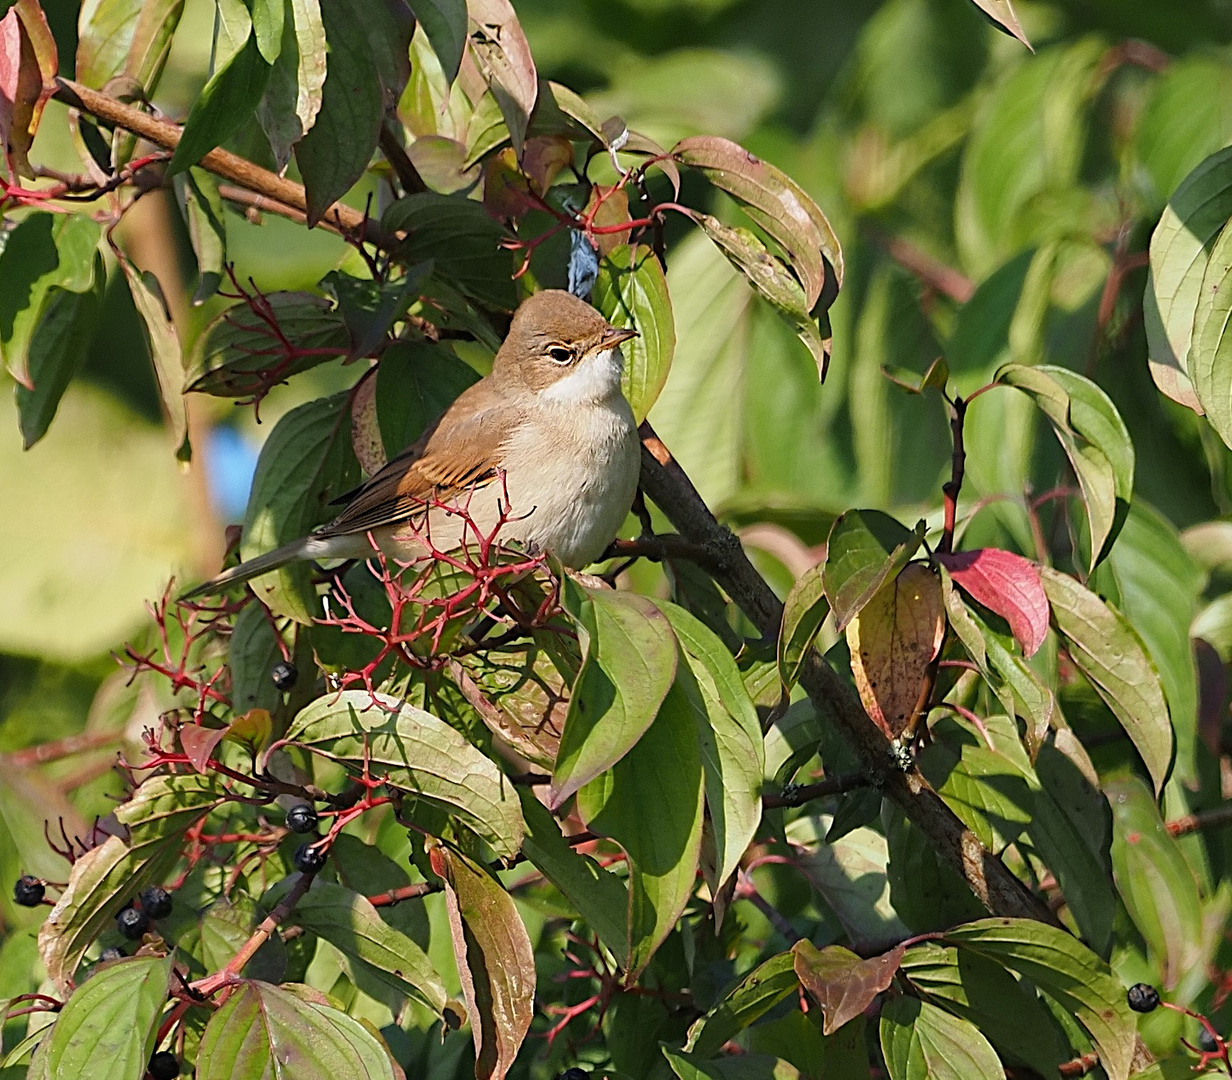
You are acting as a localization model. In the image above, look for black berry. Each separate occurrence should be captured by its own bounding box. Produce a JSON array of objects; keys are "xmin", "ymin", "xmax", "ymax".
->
[
  {"xmin": 99, "ymin": 946, "xmax": 127, "ymax": 962},
  {"xmin": 1199, "ymin": 1028, "xmax": 1220, "ymax": 1053},
  {"xmin": 271, "ymin": 661, "xmax": 298, "ymax": 691},
  {"xmin": 559, "ymin": 1070, "xmax": 589, "ymax": 1080},
  {"xmin": 293, "ymin": 842, "xmax": 327, "ymax": 873},
  {"xmin": 1127, "ymin": 983, "xmax": 1160, "ymax": 1013},
  {"xmin": 13, "ymin": 875, "xmax": 44, "ymax": 906},
  {"xmin": 148, "ymin": 1050, "xmax": 180, "ymax": 1079},
  {"xmin": 140, "ymin": 886, "xmax": 173, "ymax": 920},
  {"xmin": 116, "ymin": 906, "xmax": 150, "ymax": 940},
  {"xmin": 286, "ymin": 804, "xmax": 318, "ymax": 834}
]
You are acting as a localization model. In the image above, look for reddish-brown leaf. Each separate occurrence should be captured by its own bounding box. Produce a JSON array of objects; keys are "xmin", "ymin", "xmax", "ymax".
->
[
  {"xmin": 936, "ymin": 548, "xmax": 1049, "ymax": 658},
  {"xmin": 467, "ymin": 0, "xmax": 537, "ymax": 155},
  {"xmin": 846, "ymin": 562, "xmax": 945, "ymax": 739},
  {"xmin": 431, "ymin": 844, "xmax": 535, "ymax": 1080},
  {"xmin": 180, "ymin": 725, "xmax": 226, "ymax": 774},
  {"xmin": 969, "ymin": 0, "xmax": 1033, "ymax": 50},
  {"xmin": 793, "ymin": 940, "xmax": 906, "ymax": 1035},
  {"xmin": 0, "ymin": 0, "xmax": 57, "ymax": 179}
]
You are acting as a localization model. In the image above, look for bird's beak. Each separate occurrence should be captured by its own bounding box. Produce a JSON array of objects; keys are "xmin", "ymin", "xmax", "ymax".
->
[{"xmin": 601, "ymin": 325, "xmax": 639, "ymax": 348}]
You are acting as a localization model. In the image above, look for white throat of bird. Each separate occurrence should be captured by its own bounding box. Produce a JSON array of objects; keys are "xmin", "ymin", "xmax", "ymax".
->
[{"xmin": 538, "ymin": 346, "xmax": 626, "ymax": 406}]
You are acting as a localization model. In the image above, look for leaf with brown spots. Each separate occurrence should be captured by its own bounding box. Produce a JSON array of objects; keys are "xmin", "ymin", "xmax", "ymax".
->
[{"xmin": 847, "ymin": 562, "xmax": 945, "ymax": 739}]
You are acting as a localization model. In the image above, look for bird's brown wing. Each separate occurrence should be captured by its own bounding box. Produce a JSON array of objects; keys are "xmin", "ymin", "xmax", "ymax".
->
[{"xmin": 316, "ymin": 380, "xmax": 517, "ymax": 539}]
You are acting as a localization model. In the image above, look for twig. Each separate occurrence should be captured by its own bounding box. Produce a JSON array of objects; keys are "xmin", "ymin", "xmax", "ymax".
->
[
  {"xmin": 1167, "ymin": 802, "xmax": 1232, "ymax": 838},
  {"xmin": 763, "ymin": 772, "xmax": 869, "ymax": 809},
  {"xmin": 871, "ymin": 229, "xmax": 974, "ymax": 304}
]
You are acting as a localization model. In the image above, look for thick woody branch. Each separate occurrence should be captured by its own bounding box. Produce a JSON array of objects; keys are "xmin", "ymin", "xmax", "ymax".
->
[{"xmin": 637, "ymin": 421, "xmax": 1057, "ymax": 926}]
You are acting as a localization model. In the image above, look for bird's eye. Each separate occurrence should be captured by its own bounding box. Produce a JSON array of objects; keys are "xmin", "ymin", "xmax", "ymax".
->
[{"xmin": 547, "ymin": 346, "xmax": 573, "ymax": 365}]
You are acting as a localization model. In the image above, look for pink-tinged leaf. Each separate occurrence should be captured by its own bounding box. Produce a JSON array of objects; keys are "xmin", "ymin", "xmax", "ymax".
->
[
  {"xmin": 467, "ymin": 0, "xmax": 537, "ymax": 155},
  {"xmin": 0, "ymin": 0, "xmax": 57, "ymax": 179},
  {"xmin": 969, "ymin": 0, "xmax": 1033, "ymax": 49},
  {"xmin": 937, "ymin": 548, "xmax": 1049, "ymax": 658},
  {"xmin": 794, "ymin": 940, "xmax": 906, "ymax": 1035},
  {"xmin": 180, "ymin": 724, "xmax": 225, "ymax": 773},
  {"xmin": 430, "ymin": 844, "xmax": 535, "ymax": 1080}
]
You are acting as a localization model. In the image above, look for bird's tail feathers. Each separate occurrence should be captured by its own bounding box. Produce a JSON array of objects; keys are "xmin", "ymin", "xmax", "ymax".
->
[{"xmin": 178, "ymin": 539, "xmax": 312, "ymax": 602}]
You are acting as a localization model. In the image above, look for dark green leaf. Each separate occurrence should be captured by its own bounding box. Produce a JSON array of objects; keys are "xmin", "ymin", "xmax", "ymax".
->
[
  {"xmin": 795, "ymin": 940, "xmax": 905, "ymax": 1035},
  {"xmin": 198, "ymin": 893, "xmax": 287, "ymax": 983},
  {"xmin": 257, "ymin": 0, "xmax": 327, "ymax": 169},
  {"xmin": 228, "ymin": 601, "xmax": 283, "ymax": 716},
  {"xmin": 430, "ymin": 844, "xmax": 535, "ymax": 1080},
  {"xmin": 664, "ymin": 1047, "xmax": 801, "ymax": 1080},
  {"xmin": 375, "ymin": 340, "xmax": 480, "ymax": 456},
  {"xmin": 778, "ymin": 564, "xmax": 829, "ymax": 688},
  {"xmin": 179, "ymin": 166, "xmax": 227, "ymax": 304},
  {"xmin": 284, "ymin": 690, "xmax": 525, "ymax": 858},
  {"xmin": 39, "ymin": 955, "xmax": 172, "ymax": 1080},
  {"xmin": 409, "ymin": 0, "xmax": 466, "ymax": 83},
  {"xmin": 684, "ymin": 952, "xmax": 798, "ymax": 1057},
  {"xmin": 1040, "ymin": 566, "xmax": 1172, "ymax": 793},
  {"xmin": 592, "ymin": 243, "xmax": 675, "ymax": 423},
  {"xmin": 321, "ymin": 265, "xmax": 431, "ymax": 359},
  {"xmin": 196, "ymin": 980, "xmax": 398, "ymax": 1079},
  {"xmin": 168, "ymin": 33, "xmax": 272, "ymax": 175},
  {"xmin": 823, "ymin": 510, "xmax": 923, "ymax": 631},
  {"xmin": 879, "ymin": 995, "xmax": 1005, "ymax": 1080}
]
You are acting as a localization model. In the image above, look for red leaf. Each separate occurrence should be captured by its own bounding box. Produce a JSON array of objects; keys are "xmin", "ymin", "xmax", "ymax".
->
[
  {"xmin": 180, "ymin": 725, "xmax": 226, "ymax": 774},
  {"xmin": 0, "ymin": 0, "xmax": 56, "ymax": 179},
  {"xmin": 937, "ymin": 548, "xmax": 1049, "ymax": 658},
  {"xmin": 793, "ymin": 940, "xmax": 906, "ymax": 1035}
]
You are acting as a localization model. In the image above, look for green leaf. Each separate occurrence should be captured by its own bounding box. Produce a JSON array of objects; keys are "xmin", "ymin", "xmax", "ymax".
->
[
  {"xmin": 467, "ymin": 0, "xmax": 537, "ymax": 154},
  {"xmin": 167, "ymin": 32, "xmax": 272, "ymax": 175},
  {"xmin": 795, "ymin": 940, "xmax": 905, "ymax": 1035},
  {"xmin": 196, "ymin": 980, "xmax": 398, "ymax": 1079},
  {"xmin": 823, "ymin": 510, "xmax": 923, "ymax": 631},
  {"xmin": 179, "ymin": 166, "xmax": 227, "ymax": 304},
  {"xmin": 375, "ymin": 340, "xmax": 480, "ymax": 456},
  {"xmin": 38, "ymin": 774, "xmax": 223, "ymax": 987},
  {"xmin": 285, "ymin": 690, "xmax": 524, "ymax": 858},
  {"xmin": 250, "ymin": 0, "xmax": 284, "ymax": 63},
  {"xmin": 119, "ymin": 262, "xmax": 187, "ymax": 454},
  {"xmin": 76, "ymin": 0, "xmax": 184, "ymax": 96},
  {"xmin": 550, "ymin": 587, "xmax": 678, "ymax": 808},
  {"xmin": 664, "ymin": 1047, "xmax": 801, "ymax": 1080},
  {"xmin": 257, "ymin": 0, "xmax": 327, "ymax": 169},
  {"xmin": 409, "ymin": 0, "xmax": 465, "ymax": 83},
  {"xmin": 684, "ymin": 952, "xmax": 798, "ymax": 1057},
  {"xmin": 592, "ymin": 243, "xmax": 675, "ymax": 423},
  {"xmin": 1106, "ymin": 775, "xmax": 1204, "ymax": 991},
  {"xmin": 283, "ymin": 878, "xmax": 447, "ymax": 1015},
  {"xmin": 778, "ymin": 564, "xmax": 829, "ymax": 689},
  {"xmin": 577, "ymin": 678, "xmax": 705, "ymax": 978},
  {"xmin": 1145, "ymin": 146, "xmax": 1232, "ymax": 412},
  {"xmin": 518, "ymin": 789, "xmax": 630, "ymax": 965},
  {"xmin": 0, "ymin": 212, "xmax": 101, "ymax": 392},
  {"xmin": 430, "ymin": 844, "xmax": 535, "ymax": 1080},
  {"xmin": 1190, "ymin": 219, "xmax": 1232, "ymax": 450},
  {"xmin": 186, "ymin": 291, "xmax": 350, "ymax": 398},
  {"xmin": 292, "ymin": 0, "xmax": 383, "ymax": 225},
  {"xmin": 321, "ymin": 265, "xmax": 431, "ymax": 360},
  {"xmin": 997, "ymin": 364, "xmax": 1133, "ymax": 570},
  {"xmin": 1039, "ymin": 566, "xmax": 1173, "ymax": 793},
  {"xmin": 239, "ymin": 390, "xmax": 361, "ymax": 623},
  {"xmin": 383, "ymin": 192, "xmax": 516, "ymax": 310},
  {"xmin": 198, "ymin": 893, "xmax": 287, "ymax": 983},
  {"xmin": 672, "ymin": 134, "xmax": 842, "ymax": 311},
  {"xmin": 901, "ymin": 942, "xmax": 1068, "ymax": 1077},
  {"xmin": 228, "ymin": 601, "xmax": 282, "ymax": 715},
  {"xmin": 944, "ymin": 917, "xmax": 1136, "ymax": 1080},
  {"xmin": 880, "ymin": 995, "xmax": 1005, "ymax": 1080},
  {"xmin": 14, "ymin": 257, "xmax": 105, "ymax": 449},
  {"xmin": 38, "ymin": 955, "xmax": 172, "ymax": 1080},
  {"xmin": 655, "ymin": 600, "xmax": 763, "ymax": 893}
]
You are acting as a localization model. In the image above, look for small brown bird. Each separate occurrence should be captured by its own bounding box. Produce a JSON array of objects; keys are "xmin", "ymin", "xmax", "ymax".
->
[{"xmin": 182, "ymin": 290, "xmax": 641, "ymax": 599}]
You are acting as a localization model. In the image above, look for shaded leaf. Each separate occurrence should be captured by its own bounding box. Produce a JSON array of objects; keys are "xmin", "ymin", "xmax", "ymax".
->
[
  {"xmin": 179, "ymin": 166, "xmax": 227, "ymax": 304},
  {"xmin": 285, "ymin": 690, "xmax": 525, "ymax": 859},
  {"xmin": 119, "ymin": 261, "xmax": 187, "ymax": 453},
  {"xmin": 795, "ymin": 940, "xmax": 905, "ymax": 1035},
  {"xmin": 936, "ymin": 548, "xmax": 1047, "ymax": 657},
  {"xmin": 199, "ymin": 892, "xmax": 287, "ymax": 983},
  {"xmin": 880, "ymin": 995, "xmax": 1005, "ymax": 1080},
  {"xmin": 592, "ymin": 243, "xmax": 675, "ymax": 423},
  {"xmin": 376, "ymin": 340, "xmax": 480, "ymax": 456},
  {"xmin": 1039, "ymin": 566, "xmax": 1172, "ymax": 793},
  {"xmin": 847, "ymin": 563, "xmax": 945, "ymax": 740},
  {"xmin": 664, "ymin": 1047, "xmax": 800, "ymax": 1080},
  {"xmin": 778, "ymin": 563, "xmax": 829, "ymax": 689},
  {"xmin": 685, "ymin": 952, "xmax": 798, "ymax": 1057},
  {"xmin": 257, "ymin": 0, "xmax": 328, "ymax": 169},
  {"xmin": 411, "ymin": 0, "xmax": 466, "ymax": 83},
  {"xmin": 228, "ymin": 601, "xmax": 282, "ymax": 715},
  {"xmin": 550, "ymin": 586, "xmax": 678, "ymax": 808},
  {"xmin": 196, "ymin": 980, "xmax": 398, "ymax": 1079},
  {"xmin": 76, "ymin": 0, "xmax": 183, "ymax": 97},
  {"xmin": 430, "ymin": 844, "xmax": 534, "ymax": 1080},
  {"xmin": 321, "ymin": 264, "xmax": 431, "ymax": 360},
  {"xmin": 467, "ymin": 0, "xmax": 536, "ymax": 154},
  {"xmin": 824, "ymin": 510, "xmax": 924, "ymax": 631}
]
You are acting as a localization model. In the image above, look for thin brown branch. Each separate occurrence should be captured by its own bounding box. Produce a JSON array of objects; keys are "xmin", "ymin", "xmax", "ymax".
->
[
  {"xmin": 4, "ymin": 731, "xmax": 121, "ymax": 767},
  {"xmin": 217, "ymin": 184, "xmax": 344, "ymax": 238},
  {"xmin": 763, "ymin": 771, "xmax": 868, "ymax": 808},
  {"xmin": 1167, "ymin": 802, "xmax": 1232, "ymax": 838},
  {"xmin": 872, "ymin": 229, "xmax": 974, "ymax": 303}
]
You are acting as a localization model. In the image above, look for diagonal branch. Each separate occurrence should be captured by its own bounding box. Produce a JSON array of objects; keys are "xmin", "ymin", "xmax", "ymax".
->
[{"xmin": 637, "ymin": 420, "xmax": 1058, "ymax": 926}]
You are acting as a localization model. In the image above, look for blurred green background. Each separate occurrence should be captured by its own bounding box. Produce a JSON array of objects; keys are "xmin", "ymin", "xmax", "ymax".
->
[{"xmin": 6, "ymin": 0, "xmax": 1232, "ymax": 1023}]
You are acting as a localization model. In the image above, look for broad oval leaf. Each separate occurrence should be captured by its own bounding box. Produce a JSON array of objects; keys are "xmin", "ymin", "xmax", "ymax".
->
[
  {"xmin": 824, "ymin": 510, "xmax": 924, "ymax": 631},
  {"xmin": 228, "ymin": 601, "xmax": 283, "ymax": 715},
  {"xmin": 1039, "ymin": 566, "xmax": 1172, "ymax": 793},
  {"xmin": 196, "ymin": 980, "xmax": 398, "ymax": 1079},
  {"xmin": 1190, "ymin": 219, "xmax": 1232, "ymax": 449},
  {"xmin": 186, "ymin": 292, "xmax": 350, "ymax": 398},
  {"xmin": 1106, "ymin": 775, "xmax": 1204, "ymax": 991},
  {"xmin": 39, "ymin": 955, "xmax": 173, "ymax": 1080},
  {"xmin": 592, "ymin": 243, "xmax": 675, "ymax": 423},
  {"xmin": 936, "ymin": 548, "xmax": 1047, "ymax": 657},
  {"xmin": 550, "ymin": 587, "xmax": 678, "ymax": 808},
  {"xmin": 1, "ymin": 1, "xmax": 57, "ymax": 179},
  {"xmin": 685, "ymin": 951, "xmax": 798, "ymax": 1057},
  {"xmin": 466, "ymin": 0, "xmax": 537, "ymax": 154},
  {"xmin": 997, "ymin": 364, "xmax": 1133, "ymax": 570},
  {"xmin": 430, "ymin": 844, "xmax": 535, "ymax": 1080},
  {"xmin": 847, "ymin": 563, "xmax": 945, "ymax": 740},
  {"xmin": 285, "ymin": 690, "xmax": 525, "ymax": 859},
  {"xmin": 795, "ymin": 940, "xmax": 906, "ymax": 1036},
  {"xmin": 880, "ymin": 995, "xmax": 1005, "ymax": 1080},
  {"xmin": 944, "ymin": 917, "xmax": 1136, "ymax": 1080},
  {"xmin": 778, "ymin": 563, "xmax": 829, "ymax": 688}
]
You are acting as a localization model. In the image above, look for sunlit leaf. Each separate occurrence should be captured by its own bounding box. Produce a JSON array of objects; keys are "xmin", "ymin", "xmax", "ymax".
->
[
  {"xmin": 824, "ymin": 510, "xmax": 924, "ymax": 631},
  {"xmin": 119, "ymin": 261, "xmax": 187, "ymax": 455},
  {"xmin": 257, "ymin": 0, "xmax": 328, "ymax": 169},
  {"xmin": 967, "ymin": 0, "xmax": 1031, "ymax": 48},
  {"xmin": 880, "ymin": 995, "xmax": 1005, "ymax": 1080},
  {"xmin": 778, "ymin": 563, "xmax": 829, "ymax": 689},
  {"xmin": 936, "ymin": 548, "xmax": 1047, "ymax": 657},
  {"xmin": 466, "ymin": 0, "xmax": 537, "ymax": 154},
  {"xmin": 0, "ymin": 1, "xmax": 56, "ymax": 178},
  {"xmin": 795, "ymin": 940, "xmax": 905, "ymax": 1035},
  {"xmin": 685, "ymin": 952, "xmax": 798, "ymax": 1057}
]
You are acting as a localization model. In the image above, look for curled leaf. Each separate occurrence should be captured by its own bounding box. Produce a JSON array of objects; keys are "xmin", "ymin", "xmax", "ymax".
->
[{"xmin": 935, "ymin": 548, "xmax": 1048, "ymax": 657}]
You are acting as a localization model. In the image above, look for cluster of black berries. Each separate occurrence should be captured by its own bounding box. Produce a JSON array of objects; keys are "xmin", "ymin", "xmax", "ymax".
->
[{"xmin": 116, "ymin": 886, "xmax": 175, "ymax": 940}]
